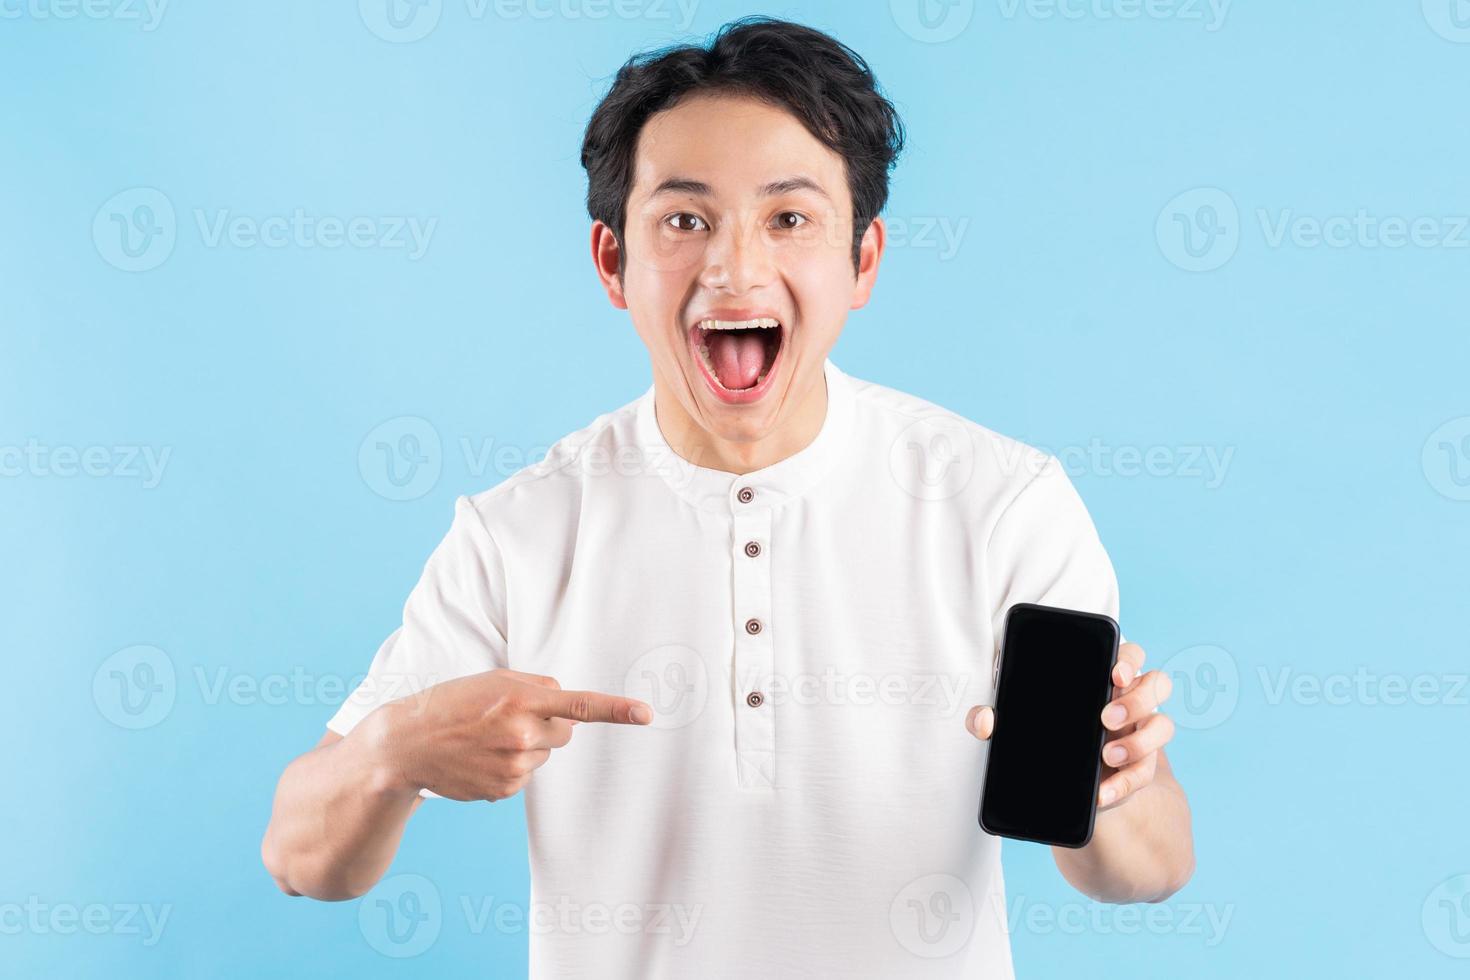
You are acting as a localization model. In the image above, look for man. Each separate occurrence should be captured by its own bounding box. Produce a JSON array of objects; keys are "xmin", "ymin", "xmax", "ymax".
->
[{"xmin": 261, "ymin": 16, "xmax": 1193, "ymax": 978}]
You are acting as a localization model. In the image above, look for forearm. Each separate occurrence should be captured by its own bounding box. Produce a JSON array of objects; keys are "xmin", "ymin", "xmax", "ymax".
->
[
  {"xmin": 1052, "ymin": 763, "xmax": 1195, "ymax": 904},
  {"xmin": 260, "ymin": 711, "xmax": 421, "ymax": 902}
]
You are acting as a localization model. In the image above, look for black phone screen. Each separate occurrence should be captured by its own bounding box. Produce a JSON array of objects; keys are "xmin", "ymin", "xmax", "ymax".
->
[{"xmin": 979, "ymin": 602, "xmax": 1120, "ymax": 848}]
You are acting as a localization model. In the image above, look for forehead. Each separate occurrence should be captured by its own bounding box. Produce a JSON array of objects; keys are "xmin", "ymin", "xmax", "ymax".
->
[{"xmin": 631, "ymin": 93, "xmax": 847, "ymax": 207}]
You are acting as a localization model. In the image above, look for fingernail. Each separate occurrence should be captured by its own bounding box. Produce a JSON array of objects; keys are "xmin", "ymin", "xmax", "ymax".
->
[
  {"xmin": 1102, "ymin": 704, "xmax": 1126, "ymax": 727},
  {"xmin": 1100, "ymin": 786, "xmax": 1116, "ymax": 805},
  {"xmin": 631, "ymin": 704, "xmax": 653, "ymax": 725},
  {"xmin": 1104, "ymin": 744, "xmax": 1127, "ymax": 766},
  {"xmin": 1118, "ymin": 664, "xmax": 1133, "ymax": 686}
]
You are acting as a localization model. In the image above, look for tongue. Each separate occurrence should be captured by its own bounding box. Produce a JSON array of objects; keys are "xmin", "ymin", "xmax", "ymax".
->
[{"xmin": 707, "ymin": 331, "xmax": 765, "ymax": 389}]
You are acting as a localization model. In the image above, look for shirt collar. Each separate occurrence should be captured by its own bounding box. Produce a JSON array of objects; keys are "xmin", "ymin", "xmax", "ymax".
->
[{"xmin": 634, "ymin": 357, "xmax": 855, "ymax": 513}]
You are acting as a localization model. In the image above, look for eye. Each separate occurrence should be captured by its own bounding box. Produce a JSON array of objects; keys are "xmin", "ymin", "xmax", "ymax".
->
[
  {"xmin": 664, "ymin": 212, "xmax": 707, "ymax": 232},
  {"xmin": 772, "ymin": 211, "xmax": 808, "ymax": 231}
]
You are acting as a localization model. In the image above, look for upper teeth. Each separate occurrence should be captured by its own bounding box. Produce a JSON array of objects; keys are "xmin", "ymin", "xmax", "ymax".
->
[{"xmin": 698, "ymin": 317, "xmax": 780, "ymax": 330}]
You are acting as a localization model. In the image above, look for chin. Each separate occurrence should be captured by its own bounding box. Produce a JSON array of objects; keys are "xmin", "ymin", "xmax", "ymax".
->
[{"xmin": 697, "ymin": 402, "xmax": 782, "ymax": 444}]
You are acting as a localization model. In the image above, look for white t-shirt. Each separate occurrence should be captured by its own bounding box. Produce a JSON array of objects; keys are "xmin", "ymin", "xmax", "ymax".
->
[{"xmin": 327, "ymin": 357, "xmax": 1120, "ymax": 978}]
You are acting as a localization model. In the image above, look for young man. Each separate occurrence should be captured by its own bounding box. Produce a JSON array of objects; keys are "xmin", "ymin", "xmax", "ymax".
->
[{"xmin": 262, "ymin": 16, "xmax": 1193, "ymax": 978}]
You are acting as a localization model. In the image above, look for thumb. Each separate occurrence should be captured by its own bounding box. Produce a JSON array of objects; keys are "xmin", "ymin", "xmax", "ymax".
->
[{"xmin": 966, "ymin": 704, "xmax": 995, "ymax": 741}]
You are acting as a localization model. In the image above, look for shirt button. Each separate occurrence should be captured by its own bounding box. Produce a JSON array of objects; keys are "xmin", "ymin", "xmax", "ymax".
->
[
  {"xmin": 744, "ymin": 618, "xmax": 763, "ymax": 635},
  {"xmin": 743, "ymin": 540, "xmax": 762, "ymax": 558},
  {"xmin": 736, "ymin": 486, "xmax": 755, "ymax": 504},
  {"xmin": 746, "ymin": 691, "xmax": 765, "ymax": 708}
]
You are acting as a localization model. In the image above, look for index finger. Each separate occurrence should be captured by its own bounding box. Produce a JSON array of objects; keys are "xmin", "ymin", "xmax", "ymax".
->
[
  {"xmin": 502, "ymin": 669, "xmax": 561, "ymax": 690},
  {"xmin": 529, "ymin": 688, "xmax": 653, "ymax": 725},
  {"xmin": 1113, "ymin": 642, "xmax": 1146, "ymax": 689},
  {"xmin": 1102, "ymin": 669, "xmax": 1172, "ymax": 730}
]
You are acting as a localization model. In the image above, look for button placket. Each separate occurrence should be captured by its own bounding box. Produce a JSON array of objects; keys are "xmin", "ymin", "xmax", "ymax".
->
[{"xmin": 731, "ymin": 495, "xmax": 774, "ymax": 789}]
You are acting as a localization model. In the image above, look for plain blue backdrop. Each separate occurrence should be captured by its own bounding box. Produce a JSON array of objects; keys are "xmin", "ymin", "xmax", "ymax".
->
[{"xmin": 4, "ymin": 1, "xmax": 1469, "ymax": 976}]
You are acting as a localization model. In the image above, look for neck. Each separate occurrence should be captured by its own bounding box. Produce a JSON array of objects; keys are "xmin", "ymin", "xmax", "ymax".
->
[{"xmin": 653, "ymin": 369, "xmax": 829, "ymax": 475}]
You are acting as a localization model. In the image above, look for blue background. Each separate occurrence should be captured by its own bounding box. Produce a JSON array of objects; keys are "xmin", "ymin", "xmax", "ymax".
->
[{"xmin": 5, "ymin": 0, "xmax": 1469, "ymax": 976}]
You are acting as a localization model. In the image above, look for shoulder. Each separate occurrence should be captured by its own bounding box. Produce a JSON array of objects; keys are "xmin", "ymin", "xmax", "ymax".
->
[
  {"xmin": 840, "ymin": 367, "xmax": 1061, "ymax": 526},
  {"xmin": 839, "ymin": 370, "xmax": 1114, "ymax": 609},
  {"xmin": 458, "ymin": 389, "xmax": 647, "ymax": 535}
]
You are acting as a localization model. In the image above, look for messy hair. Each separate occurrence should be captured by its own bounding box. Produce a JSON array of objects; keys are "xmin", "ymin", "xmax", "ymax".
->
[{"xmin": 581, "ymin": 16, "xmax": 906, "ymax": 277}]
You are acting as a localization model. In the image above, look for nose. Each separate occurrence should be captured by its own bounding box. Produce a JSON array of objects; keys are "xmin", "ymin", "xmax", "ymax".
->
[{"xmin": 697, "ymin": 215, "xmax": 775, "ymax": 294}]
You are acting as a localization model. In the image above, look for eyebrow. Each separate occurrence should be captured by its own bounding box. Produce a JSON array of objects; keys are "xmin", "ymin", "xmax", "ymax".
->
[{"xmin": 646, "ymin": 175, "xmax": 832, "ymax": 202}]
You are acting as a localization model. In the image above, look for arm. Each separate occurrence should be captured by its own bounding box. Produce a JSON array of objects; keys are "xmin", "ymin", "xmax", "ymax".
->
[
  {"xmin": 260, "ymin": 669, "xmax": 653, "ymax": 902},
  {"xmin": 258, "ymin": 493, "xmax": 501, "ymax": 902},
  {"xmin": 1050, "ymin": 650, "xmax": 1194, "ymax": 904},
  {"xmin": 968, "ymin": 655, "xmax": 1194, "ymax": 905},
  {"xmin": 260, "ymin": 718, "xmax": 422, "ymax": 902},
  {"xmin": 1051, "ymin": 746, "xmax": 1195, "ymax": 904},
  {"xmin": 971, "ymin": 456, "xmax": 1195, "ymax": 903}
]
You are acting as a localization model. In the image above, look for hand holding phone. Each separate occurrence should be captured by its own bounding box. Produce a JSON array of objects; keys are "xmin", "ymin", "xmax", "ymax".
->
[{"xmin": 976, "ymin": 602, "xmax": 1121, "ymax": 849}]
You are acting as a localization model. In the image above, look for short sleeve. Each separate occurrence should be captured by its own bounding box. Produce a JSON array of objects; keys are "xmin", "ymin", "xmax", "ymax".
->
[
  {"xmin": 326, "ymin": 495, "xmax": 510, "ymax": 796},
  {"xmin": 984, "ymin": 455, "xmax": 1124, "ymax": 648}
]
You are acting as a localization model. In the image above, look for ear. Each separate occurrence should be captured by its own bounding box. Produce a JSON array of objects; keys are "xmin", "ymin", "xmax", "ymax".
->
[
  {"xmin": 591, "ymin": 221, "xmax": 628, "ymax": 310},
  {"xmin": 849, "ymin": 216, "xmax": 886, "ymax": 311}
]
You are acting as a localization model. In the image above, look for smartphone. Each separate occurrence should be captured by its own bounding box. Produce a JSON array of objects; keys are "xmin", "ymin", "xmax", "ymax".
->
[{"xmin": 978, "ymin": 602, "xmax": 1121, "ymax": 849}]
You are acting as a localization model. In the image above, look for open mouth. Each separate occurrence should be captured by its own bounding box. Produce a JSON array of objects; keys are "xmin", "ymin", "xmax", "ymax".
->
[{"xmin": 689, "ymin": 316, "xmax": 785, "ymax": 405}]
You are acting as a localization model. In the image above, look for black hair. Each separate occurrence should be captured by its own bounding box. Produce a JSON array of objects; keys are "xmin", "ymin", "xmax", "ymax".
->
[{"xmin": 580, "ymin": 16, "xmax": 906, "ymax": 278}]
